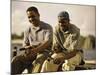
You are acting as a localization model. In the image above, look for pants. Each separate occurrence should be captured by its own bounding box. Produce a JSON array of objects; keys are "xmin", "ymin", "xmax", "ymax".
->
[
  {"xmin": 11, "ymin": 52, "xmax": 37, "ymax": 74},
  {"xmin": 41, "ymin": 52, "xmax": 82, "ymax": 72},
  {"xmin": 62, "ymin": 52, "xmax": 82, "ymax": 71},
  {"xmin": 32, "ymin": 51, "xmax": 50, "ymax": 73},
  {"xmin": 11, "ymin": 51, "xmax": 49, "ymax": 74},
  {"xmin": 41, "ymin": 52, "xmax": 65, "ymax": 72}
]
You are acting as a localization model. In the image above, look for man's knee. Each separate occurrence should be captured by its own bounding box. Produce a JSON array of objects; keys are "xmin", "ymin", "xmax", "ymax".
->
[
  {"xmin": 11, "ymin": 55, "xmax": 26, "ymax": 74},
  {"xmin": 36, "ymin": 53, "xmax": 49, "ymax": 63}
]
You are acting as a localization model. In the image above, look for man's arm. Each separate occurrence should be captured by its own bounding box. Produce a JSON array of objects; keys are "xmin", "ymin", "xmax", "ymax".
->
[
  {"xmin": 64, "ymin": 50, "xmax": 79, "ymax": 59},
  {"xmin": 53, "ymin": 50, "xmax": 79, "ymax": 64},
  {"xmin": 23, "ymin": 28, "xmax": 30, "ymax": 47},
  {"xmin": 32, "ymin": 29, "xmax": 53, "ymax": 53}
]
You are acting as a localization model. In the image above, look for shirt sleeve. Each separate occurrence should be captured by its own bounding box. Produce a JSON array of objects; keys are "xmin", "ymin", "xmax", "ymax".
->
[
  {"xmin": 52, "ymin": 26, "xmax": 65, "ymax": 51},
  {"xmin": 44, "ymin": 27, "xmax": 53, "ymax": 43},
  {"xmin": 23, "ymin": 28, "xmax": 30, "ymax": 47}
]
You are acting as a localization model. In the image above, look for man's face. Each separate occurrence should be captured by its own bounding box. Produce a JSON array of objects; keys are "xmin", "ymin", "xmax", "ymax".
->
[
  {"xmin": 58, "ymin": 17, "xmax": 69, "ymax": 28},
  {"xmin": 27, "ymin": 11, "xmax": 40, "ymax": 26}
]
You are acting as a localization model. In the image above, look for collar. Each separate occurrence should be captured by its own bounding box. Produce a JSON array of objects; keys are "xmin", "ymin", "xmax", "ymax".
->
[{"xmin": 31, "ymin": 23, "xmax": 41, "ymax": 31}]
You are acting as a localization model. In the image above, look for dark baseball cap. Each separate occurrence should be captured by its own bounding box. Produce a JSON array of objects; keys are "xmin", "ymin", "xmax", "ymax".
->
[{"xmin": 58, "ymin": 11, "xmax": 70, "ymax": 20}]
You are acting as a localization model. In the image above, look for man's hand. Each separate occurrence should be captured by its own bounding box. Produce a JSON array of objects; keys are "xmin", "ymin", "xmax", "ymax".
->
[
  {"xmin": 25, "ymin": 45, "xmax": 32, "ymax": 49},
  {"xmin": 65, "ymin": 50, "xmax": 79, "ymax": 59},
  {"xmin": 20, "ymin": 46, "xmax": 32, "ymax": 51},
  {"xmin": 53, "ymin": 57, "xmax": 64, "ymax": 64}
]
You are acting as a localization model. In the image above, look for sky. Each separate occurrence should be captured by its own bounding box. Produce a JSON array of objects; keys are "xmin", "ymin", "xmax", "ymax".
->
[{"xmin": 12, "ymin": 0, "xmax": 96, "ymax": 36}]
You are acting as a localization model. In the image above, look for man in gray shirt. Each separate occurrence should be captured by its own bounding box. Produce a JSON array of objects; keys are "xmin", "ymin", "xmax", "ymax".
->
[{"xmin": 11, "ymin": 6, "xmax": 53, "ymax": 74}]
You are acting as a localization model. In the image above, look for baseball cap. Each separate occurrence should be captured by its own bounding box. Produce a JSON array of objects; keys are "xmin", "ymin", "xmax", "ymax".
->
[{"xmin": 58, "ymin": 11, "xmax": 70, "ymax": 20}]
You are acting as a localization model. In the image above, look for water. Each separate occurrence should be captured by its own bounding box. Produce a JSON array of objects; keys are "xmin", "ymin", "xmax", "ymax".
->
[
  {"xmin": 11, "ymin": 43, "xmax": 96, "ymax": 60},
  {"xmin": 83, "ymin": 49, "xmax": 96, "ymax": 60}
]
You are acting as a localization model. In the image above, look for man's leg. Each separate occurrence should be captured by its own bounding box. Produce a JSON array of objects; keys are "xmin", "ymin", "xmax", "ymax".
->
[
  {"xmin": 26, "ymin": 63, "xmax": 34, "ymax": 73},
  {"xmin": 11, "ymin": 53, "xmax": 36, "ymax": 74},
  {"xmin": 32, "ymin": 52, "xmax": 49, "ymax": 73},
  {"xmin": 11, "ymin": 55, "xmax": 26, "ymax": 74},
  {"xmin": 62, "ymin": 52, "xmax": 82, "ymax": 71},
  {"xmin": 41, "ymin": 52, "xmax": 66, "ymax": 72}
]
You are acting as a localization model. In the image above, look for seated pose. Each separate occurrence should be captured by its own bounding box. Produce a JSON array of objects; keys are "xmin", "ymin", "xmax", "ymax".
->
[
  {"xmin": 11, "ymin": 6, "xmax": 53, "ymax": 74},
  {"xmin": 41, "ymin": 11, "xmax": 83, "ymax": 72}
]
